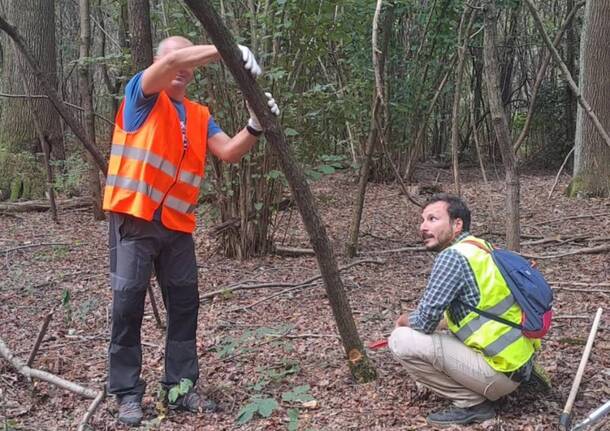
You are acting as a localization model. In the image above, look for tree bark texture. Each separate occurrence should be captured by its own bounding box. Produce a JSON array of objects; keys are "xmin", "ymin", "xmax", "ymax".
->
[
  {"xmin": 483, "ymin": 0, "xmax": 520, "ymax": 251},
  {"xmin": 0, "ymin": 0, "xmax": 62, "ymax": 157},
  {"xmin": 127, "ymin": 0, "xmax": 153, "ymax": 71},
  {"xmin": 0, "ymin": 12, "xmax": 108, "ymax": 173},
  {"xmin": 79, "ymin": 0, "xmax": 104, "ymax": 220},
  {"xmin": 184, "ymin": 0, "xmax": 377, "ymax": 383},
  {"xmin": 572, "ymin": 0, "xmax": 610, "ymax": 197}
]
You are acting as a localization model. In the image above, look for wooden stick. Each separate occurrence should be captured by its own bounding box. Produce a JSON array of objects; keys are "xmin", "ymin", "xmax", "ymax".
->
[
  {"xmin": 534, "ymin": 212, "xmax": 610, "ymax": 227},
  {"xmin": 200, "ymin": 258, "xmax": 385, "ymax": 301},
  {"xmin": 27, "ymin": 311, "xmax": 53, "ymax": 367},
  {"xmin": 0, "ymin": 243, "xmax": 69, "ymax": 254},
  {"xmin": 0, "ymin": 337, "xmax": 100, "ymax": 398},
  {"xmin": 521, "ymin": 244, "xmax": 610, "ymax": 259},
  {"xmin": 77, "ymin": 387, "xmax": 106, "ymax": 431},
  {"xmin": 548, "ymin": 147, "xmax": 575, "ymax": 199},
  {"xmin": 559, "ymin": 308, "xmax": 603, "ymax": 431},
  {"xmin": 147, "ymin": 284, "xmax": 165, "ymax": 330}
]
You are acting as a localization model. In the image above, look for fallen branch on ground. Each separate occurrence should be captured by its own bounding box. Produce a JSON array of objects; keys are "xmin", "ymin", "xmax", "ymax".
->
[
  {"xmin": 0, "ymin": 197, "xmax": 92, "ymax": 213},
  {"xmin": 0, "ymin": 337, "xmax": 104, "ymax": 430},
  {"xmin": 552, "ymin": 287, "xmax": 610, "ymax": 294},
  {"xmin": 273, "ymin": 245, "xmax": 316, "ymax": 257},
  {"xmin": 550, "ymin": 281, "xmax": 610, "ymax": 288},
  {"xmin": 534, "ymin": 212, "xmax": 610, "ymax": 227},
  {"xmin": 200, "ymin": 258, "xmax": 385, "ymax": 301},
  {"xmin": 363, "ymin": 246, "xmax": 427, "ymax": 255},
  {"xmin": 0, "ymin": 242, "xmax": 70, "ymax": 254},
  {"xmin": 521, "ymin": 244, "xmax": 610, "ymax": 259}
]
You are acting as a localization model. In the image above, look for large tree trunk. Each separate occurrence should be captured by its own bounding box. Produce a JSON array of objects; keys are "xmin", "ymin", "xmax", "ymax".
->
[
  {"xmin": 483, "ymin": 0, "xmax": 520, "ymax": 251},
  {"xmin": 184, "ymin": 0, "xmax": 377, "ymax": 383},
  {"xmin": 127, "ymin": 0, "xmax": 153, "ymax": 71},
  {"xmin": 572, "ymin": 1, "xmax": 610, "ymax": 198},
  {"xmin": 0, "ymin": 12, "xmax": 108, "ymax": 172},
  {"xmin": 0, "ymin": 0, "xmax": 63, "ymax": 159},
  {"xmin": 79, "ymin": 0, "xmax": 104, "ymax": 220}
]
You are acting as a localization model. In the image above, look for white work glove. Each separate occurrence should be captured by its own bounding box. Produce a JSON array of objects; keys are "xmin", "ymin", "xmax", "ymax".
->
[
  {"xmin": 238, "ymin": 45, "xmax": 262, "ymax": 78},
  {"xmin": 247, "ymin": 92, "xmax": 280, "ymax": 132}
]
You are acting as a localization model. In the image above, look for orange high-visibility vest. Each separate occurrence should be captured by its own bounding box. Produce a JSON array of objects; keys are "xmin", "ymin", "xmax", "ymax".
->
[{"xmin": 103, "ymin": 92, "xmax": 209, "ymax": 233}]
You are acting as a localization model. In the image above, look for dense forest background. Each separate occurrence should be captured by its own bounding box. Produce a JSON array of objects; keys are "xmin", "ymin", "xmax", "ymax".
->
[{"xmin": 1, "ymin": 0, "xmax": 609, "ymax": 430}]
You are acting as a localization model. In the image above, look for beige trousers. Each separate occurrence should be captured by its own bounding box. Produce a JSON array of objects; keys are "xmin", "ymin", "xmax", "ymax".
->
[{"xmin": 388, "ymin": 327, "xmax": 519, "ymax": 408}]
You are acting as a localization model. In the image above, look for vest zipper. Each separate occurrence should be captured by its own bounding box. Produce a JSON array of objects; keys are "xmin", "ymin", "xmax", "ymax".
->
[{"xmin": 159, "ymin": 122, "xmax": 188, "ymax": 210}]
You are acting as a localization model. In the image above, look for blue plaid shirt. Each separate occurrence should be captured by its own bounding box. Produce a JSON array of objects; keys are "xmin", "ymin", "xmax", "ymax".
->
[{"xmin": 409, "ymin": 232, "xmax": 480, "ymax": 334}]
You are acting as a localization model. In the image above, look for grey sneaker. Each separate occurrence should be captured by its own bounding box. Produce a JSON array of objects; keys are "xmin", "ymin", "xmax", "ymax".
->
[
  {"xmin": 118, "ymin": 400, "xmax": 144, "ymax": 426},
  {"xmin": 169, "ymin": 391, "xmax": 218, "ymax": 413},
  {"xmin": 426, "ymin": 400, "xmax": 496, "ymax": 427}
]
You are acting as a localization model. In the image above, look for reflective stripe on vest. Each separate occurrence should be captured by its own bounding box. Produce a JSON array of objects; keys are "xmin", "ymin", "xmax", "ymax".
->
[
  {"xmin": 111, "ymin": 144, "xmax": 177, "ymax": 179},
  {"xmin": 447, "ymin": 236, "xmax": 538, "ymax": 372},
  {"xmin": 106, "ymin": 175, "xmax": 164, "ymax": 203},
  {"xmin": 453, "ymin": 294, "xmax": 516, "ymax": 340}
]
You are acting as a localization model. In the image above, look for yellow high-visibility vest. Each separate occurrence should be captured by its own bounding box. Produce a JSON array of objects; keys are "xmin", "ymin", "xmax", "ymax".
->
[{"xmin": 446, "ymin": 236, "xmax": 540, "ymax": 372}]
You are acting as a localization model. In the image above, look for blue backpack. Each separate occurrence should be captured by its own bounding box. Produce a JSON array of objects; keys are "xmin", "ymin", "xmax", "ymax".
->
[{"xmin": 463, "ymin": 240, "xmax": 553, "ymax": 339}]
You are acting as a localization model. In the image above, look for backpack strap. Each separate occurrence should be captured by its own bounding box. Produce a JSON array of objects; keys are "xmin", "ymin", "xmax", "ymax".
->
[
  {"xmin": 461, "ymin": 239, "xmax": 494, "ymax": 253},
  {"xmin": 458, "ymin": 238, "xmax": 523, "ymax": 331},
  {"xmin": 460, "ymin": 301, "xmax": 523, "ymax": 330}
]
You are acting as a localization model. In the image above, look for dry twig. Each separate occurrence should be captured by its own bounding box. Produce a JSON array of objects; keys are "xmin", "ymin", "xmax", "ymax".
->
[
  {"xmin": 200, "ymin": 258, "xmax": 385, "ymax": 301},
  {"xmin": 0, "ymin": 337, "xmax": 104, "ymax": 430}
]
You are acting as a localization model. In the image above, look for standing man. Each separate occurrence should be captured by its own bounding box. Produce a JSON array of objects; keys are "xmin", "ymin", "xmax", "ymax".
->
[
  {"xmin": 102, "ymin": 36, "xmax": 279, "ymax": 426},
  {"xmin": 389, "ymin": 194, "xmax": 542, "ymax": 427}
]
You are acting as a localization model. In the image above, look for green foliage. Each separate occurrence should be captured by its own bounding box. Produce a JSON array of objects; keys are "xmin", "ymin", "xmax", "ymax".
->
[
  {"xmin": 2, "ymin": 419, "xmax": 20, "ymax": 431},
  {"xmin": 212, "ymin": 324, "xmax": 294, "ymax": 360},
  {"xmin": 52, "ymin": 154, "xmax": 89, "ymax": 197},
  {"xmin": 236, "ymin": 397, "xmax": 279, "ymax": 425},
  {"xmin": 0, "ymin": 149, "xmax": 45, "ymax": 201},
  {"xmin": 281, "ymin": 385, "xmax": 314, "ymax": 403},
  {"xmin": 168, "ymin": 378, "xmax": 194, "ymax": 404}
]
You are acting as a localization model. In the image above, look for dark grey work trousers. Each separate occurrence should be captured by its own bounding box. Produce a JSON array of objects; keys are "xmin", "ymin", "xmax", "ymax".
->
[{"xmin": 107, "ymin": 212, "xmax": 199, "ymax": 400}]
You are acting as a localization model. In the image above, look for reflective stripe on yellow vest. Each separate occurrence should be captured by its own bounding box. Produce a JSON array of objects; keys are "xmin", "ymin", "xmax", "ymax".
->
[
  {"xmin": 445, "ymin": 236, "xmax": 540, "ymax": 372},
  {"xmin": 102, "ymin": 92, "xmax": 209, "ymax": 233}
]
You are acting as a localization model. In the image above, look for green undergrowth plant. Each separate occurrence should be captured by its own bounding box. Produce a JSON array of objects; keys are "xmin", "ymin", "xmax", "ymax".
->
[{"xmin": 213, "ymin": 324, "xmax": 317, "ymax": 429}]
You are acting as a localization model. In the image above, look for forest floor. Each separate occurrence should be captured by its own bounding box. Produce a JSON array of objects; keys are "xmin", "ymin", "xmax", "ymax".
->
[{"xmin": 1, "ymin": 166, "xmax": 609, "ymax": 431}]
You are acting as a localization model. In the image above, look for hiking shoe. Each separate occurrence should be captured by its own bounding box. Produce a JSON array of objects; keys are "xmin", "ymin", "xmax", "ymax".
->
[
  {"xmin": 168, "ymin": 391, "xmax": 218, "ymax": 413},
  {"xmin": 526, "ymin": 362, "xmax": 552, "ymax": 393},
  {"xmin": 426, "ymin": 400, "xmax": 496, "ymax": 427},
  {"xmin": 118, "ymin": 400, "xmax": 144, "ymax": 426}
]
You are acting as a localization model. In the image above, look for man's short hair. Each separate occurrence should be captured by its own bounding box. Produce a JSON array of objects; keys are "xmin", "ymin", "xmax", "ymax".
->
[{"xmin": 424, "ymin": 193, "xmax": 471, "ymax": 231}]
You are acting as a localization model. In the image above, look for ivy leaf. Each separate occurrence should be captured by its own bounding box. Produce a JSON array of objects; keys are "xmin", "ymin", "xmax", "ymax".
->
[
  {"xmin": 236, "ymin": 403, "xmax": 257, "ymax": 425},
  {"xmin": 287, "ymin": 408, "xmax": 299, "ymax": 431},
  {"xmin": 284, "ymin": 128, "xmax": 299, "ymax": 137},
  {"xmin": 168, "ymin": 386, "xmax": 181, "ymax": 404},
  {"xmin": 282, "ymin": 385, "xmax": 314, "ymax": 403},
  {"xmin": 178, "ymin": 378, "xmax": 193, "ymax": 394},
  {"xmin": 256, "ymin": 398, "xmax": 278, "ymax": 417}
]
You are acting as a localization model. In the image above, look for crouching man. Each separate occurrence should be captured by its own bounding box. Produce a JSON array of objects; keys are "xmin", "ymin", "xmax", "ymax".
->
[{"xmin": 389, "ymin": 194, "xmax": 540, "ymax": 427}]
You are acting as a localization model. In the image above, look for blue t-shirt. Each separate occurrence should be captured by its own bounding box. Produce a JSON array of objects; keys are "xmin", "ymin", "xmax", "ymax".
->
[{"xmin": 122, "ymin": 71, "xmax": 222, "ymax": 136}]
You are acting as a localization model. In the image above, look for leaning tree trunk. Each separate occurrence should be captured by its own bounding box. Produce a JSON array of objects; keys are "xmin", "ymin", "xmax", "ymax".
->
[
  {"xmin": 0, "ymin": 0, "xmax": 63, "ymax": 159},
  {"xmin": 79, "ymin": 0, "xmax": 104, "ymax": 220},
  {"xmin": 571, "ymin": 0, "xmax": 610, "ymax": 198},
  {"xmin": 184, "ymin": 0, "xmax": 377, "ymax": 383},
  {"xmin": 483, "ymin": 0, "xmax": 520, "ymax": 251}
]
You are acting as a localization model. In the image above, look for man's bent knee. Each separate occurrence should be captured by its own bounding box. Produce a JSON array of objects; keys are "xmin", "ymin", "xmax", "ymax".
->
[{"xmin": 389, "ymin": 326, "xmax": 431, "ymax": 360}]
